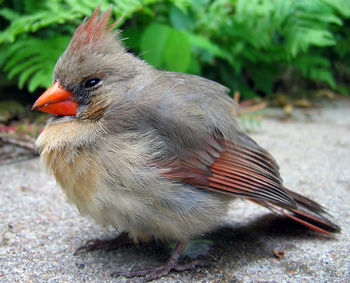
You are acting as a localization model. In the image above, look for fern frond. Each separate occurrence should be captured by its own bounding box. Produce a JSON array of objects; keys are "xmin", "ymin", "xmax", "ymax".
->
[
  {"xmin": 294, "ymin": 54, "xmax": 335, "ymax": 88},
  {"xmin": 322, "ymin": 0, "xmax": 350, "ymax": 17},
  {"xmin": 0, "ymin": 3, "xmax": 81, "ymax": 43},
  {"xmin": 4, "ymin": 35, "xmax": 71, "ymax": 91},
  {"xmin": 0, "ymin": 0, "xmax": 172, "ymax": 44},
  {"xmin": 0, "ymin": 0, "xmax": 169, "ymax": 92},
  {"xmin": 1, "ymin": 0, "xmax": 349, "ymax": 95}
]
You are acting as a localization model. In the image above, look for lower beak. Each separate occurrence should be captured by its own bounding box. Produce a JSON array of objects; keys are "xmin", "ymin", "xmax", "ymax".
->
[{"xmin": 32, "ymin": 82, "xmax": 78, "ymax": 116}]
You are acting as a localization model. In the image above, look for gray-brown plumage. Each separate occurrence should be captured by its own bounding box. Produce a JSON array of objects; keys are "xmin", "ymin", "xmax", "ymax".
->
[{"xmin": 33, "ymin": 6, "xmax": 340, "ymax": 281}]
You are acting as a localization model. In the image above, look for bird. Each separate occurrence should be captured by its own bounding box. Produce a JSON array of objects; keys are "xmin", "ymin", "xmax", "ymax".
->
[{"xmin": 32, "ymin": 6, "xmax": 340, "ymax": 282}]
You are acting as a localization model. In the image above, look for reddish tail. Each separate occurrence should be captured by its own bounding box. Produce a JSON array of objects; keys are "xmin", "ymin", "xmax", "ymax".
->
[{"xmin": 251, "ymin": 188, "xmax": 341, "ymax": 235}]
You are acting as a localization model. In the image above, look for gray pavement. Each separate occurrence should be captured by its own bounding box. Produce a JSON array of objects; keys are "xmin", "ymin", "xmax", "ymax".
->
[{"xmin": 1, "ymin": 99, "xmax": 349, "ymax": 282}]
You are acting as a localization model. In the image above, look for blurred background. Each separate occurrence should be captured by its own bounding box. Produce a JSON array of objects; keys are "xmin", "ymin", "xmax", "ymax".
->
[{"xmin": 0, "ymin": 0, "xmax": 349, "ymax": 162}]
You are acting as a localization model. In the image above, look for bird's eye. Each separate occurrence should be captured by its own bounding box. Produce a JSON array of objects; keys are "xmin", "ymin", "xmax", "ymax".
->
[{"xmin": 84, "ymin": 78, "xmax": 101, "ymax": 88}]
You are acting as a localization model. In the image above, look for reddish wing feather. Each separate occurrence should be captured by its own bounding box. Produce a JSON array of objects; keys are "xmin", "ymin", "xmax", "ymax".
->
[
  {"xmin": 168, "ymin": 137, "xmax": 296, "ymax": 208},
  {"xmin": 165, "ymin": 134, "xmax": 340, "ymax": 235}
]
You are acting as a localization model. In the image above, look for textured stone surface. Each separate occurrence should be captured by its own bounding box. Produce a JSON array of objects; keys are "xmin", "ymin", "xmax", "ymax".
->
[{"xmin": 1, "ymin": 99, "xmax": 349, "ymax": 282}]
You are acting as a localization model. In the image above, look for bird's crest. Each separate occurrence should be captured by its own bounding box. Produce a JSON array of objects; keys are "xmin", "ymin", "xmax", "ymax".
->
[{"xmin": 69, "ymin": 5, "xmax": 119, "ymax": 52}]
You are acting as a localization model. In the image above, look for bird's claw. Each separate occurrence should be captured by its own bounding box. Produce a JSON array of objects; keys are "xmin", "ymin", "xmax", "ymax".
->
[
  {"xmin": 74, "ymin": 239, "xmax": 104, "ymax": 255},
  {"xmin": 74, "ymin": 232, "xmax": 130, "ymax": 255},
  {"xmin": 112, "ymin": 259, "xmax": 208, "ymax": 282}
]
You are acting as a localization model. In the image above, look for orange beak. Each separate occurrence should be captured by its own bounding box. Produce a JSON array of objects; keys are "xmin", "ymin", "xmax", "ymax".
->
[{"xmin": 32, "ymin": 82, "xmax": 78, "ymax": 116}]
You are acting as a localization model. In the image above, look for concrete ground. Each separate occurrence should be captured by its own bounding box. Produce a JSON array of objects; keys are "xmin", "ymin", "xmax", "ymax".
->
[{"xmin": 1, "ymin": 99, "xmax": 349, "ymax": 282}]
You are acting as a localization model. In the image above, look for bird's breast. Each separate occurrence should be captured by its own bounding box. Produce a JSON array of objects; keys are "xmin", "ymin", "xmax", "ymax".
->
[
  {"xmin": 36, "ymin": 119, "xmax": 106, "ymax": 214},
  {"xmin": 41, "ymin": 146, "xmax": 99, "ymax": 204}
]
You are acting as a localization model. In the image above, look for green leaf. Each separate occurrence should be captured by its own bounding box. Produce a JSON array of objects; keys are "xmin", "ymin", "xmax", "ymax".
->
[
  {"xmin": 186, "ymin": 32, "xmax": 228, "ymax": 59},
  {"xmin": 163, "ymin": 29, "xmax": 191, "ymax": 72},
  {"xmin": 170, "ymin": 5, "xmax": 194, "ymax": 30},
  {"xmin": 140, "ymin": 23, "xmax": 170, "ymax": 67},
  {"xmin": 3, "ymin": 35, "xmax": 69, "ymax": 92},
  {"xmin": 122, "ymin": 27, "xmax": 142, "ymax": 50},
  {"xmin": 322, "ymin": 0, "xmax": 350, "ymax": 17},
  {"xmin": 187, "ymin": 56, "xmax": 201, "ymax": 75},
  {"xmin": 18, "ymin": 65, "xmax": 41, "ymax": 89},
  {"xmin": 7, "ymin": 57, "xmax": 42, "ymax": 79},
  {"xmin": 310, "ymin": 69, "xmax": 336, "ymax": 88},
  {"xmin": 0, "ymin": 8, "xmax": 20, "ymax": 21},
  {"xmin": 28, "ymin": 69, "xmax": 50, "ymax": 92}
]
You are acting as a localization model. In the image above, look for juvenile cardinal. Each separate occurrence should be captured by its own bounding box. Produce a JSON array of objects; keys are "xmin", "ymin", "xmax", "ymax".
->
[{"xmin": 32, "ymin": 6, "xmax": 340, "ymax": 281}]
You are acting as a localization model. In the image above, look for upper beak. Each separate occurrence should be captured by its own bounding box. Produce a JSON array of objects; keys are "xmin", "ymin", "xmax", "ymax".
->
[{"xmin": 32, "ymin": 82, "xmax": 78, "ymax": 116}]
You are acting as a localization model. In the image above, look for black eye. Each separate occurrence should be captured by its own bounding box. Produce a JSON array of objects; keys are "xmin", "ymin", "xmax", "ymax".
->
[{"xmin": 84, "ymin": 78, "xmax": 101, "ymax": 88}]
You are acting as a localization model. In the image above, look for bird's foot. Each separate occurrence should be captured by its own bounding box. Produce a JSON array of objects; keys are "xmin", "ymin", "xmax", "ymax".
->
[
  {"xmin": 112, "ymin": 259, "xmax": 207, "ymax": 282},
  {"xmin": 74, "ymin": 232, "xmax": 130, "ymax": 255},
  {"xmin": 112, "ymin": 241, "xmax": 208, "ymax": 281}
]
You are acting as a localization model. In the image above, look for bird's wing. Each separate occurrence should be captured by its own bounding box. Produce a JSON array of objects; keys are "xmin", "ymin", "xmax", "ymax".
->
[
  {"xmin": 164, "ymin": 132, "xmax": 296, "ymax": 209},
  {"xmin": 162, "ymin": 132, "xmax": 340, "ymax": 235}
]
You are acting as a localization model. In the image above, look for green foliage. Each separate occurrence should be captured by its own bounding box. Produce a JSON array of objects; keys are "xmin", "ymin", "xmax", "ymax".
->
[
  {"xmin": 4, "ymin": 36, "xmax": 71, "ymax": 91},
  {"xmin": 140, "ymin": 24, "xmax": 171, "ymax": 68},
  {"xmin": 140, "ymin": 24, "xmax": 191, "ymax": 72},
  {"xmin": 1, "ymin": 0, "xmax": 350, "ymax": 97},
  {"xmin": 163, "ymin": 29, "xmax": 191, "ymax": 72}
]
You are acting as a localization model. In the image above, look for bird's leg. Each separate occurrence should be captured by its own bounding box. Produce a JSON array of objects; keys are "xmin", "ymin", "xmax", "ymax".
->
[
  {"xmin": 113, "ymin": 241, "xmax": 206, "ymax": 281},
  {"xmin": 74, "ymin": 231, "xmax": 131, "ymax": 255}
]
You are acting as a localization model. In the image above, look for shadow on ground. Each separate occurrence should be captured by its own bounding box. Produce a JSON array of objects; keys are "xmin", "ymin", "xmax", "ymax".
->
[{"xmin": 75, "ymin": 214, "xmax": 334, "ymax": 280}]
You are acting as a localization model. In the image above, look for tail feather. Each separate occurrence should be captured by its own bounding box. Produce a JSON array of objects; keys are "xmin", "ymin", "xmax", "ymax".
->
[
  {"xmin": 280, "ymin": 209, "xmax": 334, "ymax": 235},
  {"xmin": 283, "ymin": 188, "xmax": 327, "ymax": 214},
  {"xmin": 250, "ymin": 189, "xmax": 341, "ymax": 235}
]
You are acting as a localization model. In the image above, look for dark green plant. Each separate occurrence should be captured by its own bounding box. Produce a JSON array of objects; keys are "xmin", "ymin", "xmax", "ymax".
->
[{"xmin": 1, "ymin": 0, "xmax": 350, "ymax": 97}]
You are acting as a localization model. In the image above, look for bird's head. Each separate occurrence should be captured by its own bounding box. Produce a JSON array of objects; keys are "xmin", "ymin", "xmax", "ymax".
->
[{"xmin": 32, "ymin": 6, "xmax": 147, "ymax": 120}]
